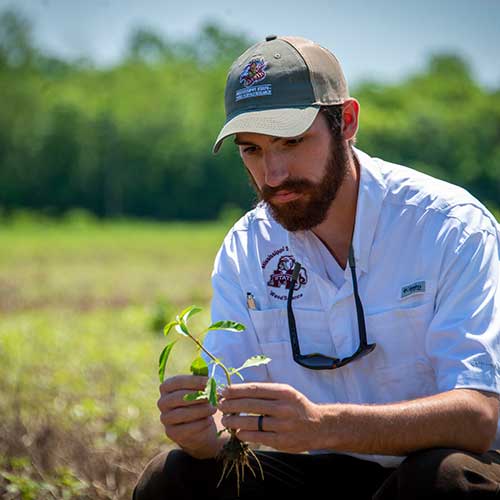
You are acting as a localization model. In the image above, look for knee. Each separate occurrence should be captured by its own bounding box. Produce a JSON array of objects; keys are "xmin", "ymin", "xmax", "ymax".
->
[
  {"xmin": 133, "ymin": 449, "xmax": 194, "ymax": 500},
  {"xmin": 394, "ymin": 448, "xmax": 480, "ymax": 499}
]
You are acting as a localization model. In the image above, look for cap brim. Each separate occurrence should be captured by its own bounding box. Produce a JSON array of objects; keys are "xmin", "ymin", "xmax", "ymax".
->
[{"xmin": 212, "ymin": 106, "xmax": 320, "ymax": 154}]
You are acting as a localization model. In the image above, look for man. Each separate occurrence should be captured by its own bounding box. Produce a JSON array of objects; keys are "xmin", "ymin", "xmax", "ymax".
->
[{"xmin": 134, "ymin": 35, "xmax": 500, "ymax": 499}]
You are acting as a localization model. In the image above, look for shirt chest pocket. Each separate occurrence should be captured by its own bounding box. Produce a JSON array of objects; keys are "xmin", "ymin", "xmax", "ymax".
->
[
  {"xmin": 248, "ymin": 307, "xmax": 334, "ymax": 354},
  {"xmin": 365, "ymin": 301, "xmax": 435, "ymax": 370},
  {"xmin": 356, "ymin": 301, "xmax": 438, "ymax": 402},
  {"xmin": 247, "ymin": 308, "xmax": 337, "ymax": 394}
]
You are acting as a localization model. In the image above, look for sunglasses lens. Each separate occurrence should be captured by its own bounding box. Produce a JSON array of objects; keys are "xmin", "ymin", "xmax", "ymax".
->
[
  {"xmin": 298, "ymin": 343, "xmax": 377, "ymax": 370},
  {"xmin": 288, "ymin": 256, "xmax": 376, "ymax": 371},
  {"xmin": 298, "ymin": 355, "xmax": 340, "ymax": 370}
]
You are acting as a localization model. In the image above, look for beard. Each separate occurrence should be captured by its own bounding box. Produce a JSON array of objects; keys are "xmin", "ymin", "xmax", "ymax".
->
[{"xmin": 250, "ymin": 139, "xmax": 351, "ymax": 232}]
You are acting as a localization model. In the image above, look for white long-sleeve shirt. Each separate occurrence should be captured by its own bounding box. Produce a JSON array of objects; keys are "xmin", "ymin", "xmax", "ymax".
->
[{"xmin": 202, "ymin": 147, "xmax": 500, "ymax": 467}]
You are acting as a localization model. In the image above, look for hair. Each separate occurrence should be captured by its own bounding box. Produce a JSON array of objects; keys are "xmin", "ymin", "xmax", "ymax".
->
[{"xmin": 320, "ymin": 104, "xmax": 357, "ymax": 149}]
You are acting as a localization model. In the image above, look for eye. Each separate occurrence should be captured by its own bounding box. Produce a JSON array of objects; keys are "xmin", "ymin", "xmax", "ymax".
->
[
  {"xmin": 285, "ymin": 137, "xmax": 304, "ymax": 146},
  {"xmin": 242, "ymin": 145, "xmax": 258, "ymax": 155}
]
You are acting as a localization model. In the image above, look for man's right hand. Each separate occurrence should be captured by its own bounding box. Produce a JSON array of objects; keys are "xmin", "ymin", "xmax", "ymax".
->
[{"xmin": 157, "ymin": 375, "xmax": 226, "ymax": 458}]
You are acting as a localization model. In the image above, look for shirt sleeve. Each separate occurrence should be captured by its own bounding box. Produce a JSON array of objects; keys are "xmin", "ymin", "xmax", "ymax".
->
[
  {"xmin": 201, "ymin": 233, "xmax": 269, "ymax": 388},
  {"xmin": 426, "ymin": 224, "xmax": 500, "ymax": 394}
]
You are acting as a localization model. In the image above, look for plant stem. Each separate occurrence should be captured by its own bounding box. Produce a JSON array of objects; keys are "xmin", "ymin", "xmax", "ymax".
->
[
  {"xmin": 186, "ymin": 329, "xmax": 232, "ymax": 386},
  {"xmin": 187, "ymin": 327, "xmax": 239, "ymax": 441}
]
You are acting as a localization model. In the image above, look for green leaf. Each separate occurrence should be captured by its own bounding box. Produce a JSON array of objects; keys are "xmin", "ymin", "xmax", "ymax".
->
[
  {"xmin": 180, "ymin": 305, "xmax": 203, "ymax": 324},
  {"xmin": 207, "ymin": 320, "xmax": 246, "ymax": 332},
  {"xmin": 235, "ymin": 355, "xmax": 272, "ymax": 372},
  {"xmin": 174, "ymin": 322, "xmax": 189, "ymax": 336},
  {"xmin": 158, "ymin": 341, "xmax": 177, "ymax": 382},
  {"xmin": 206, "ymin": 377, "xmax": 218, "ymax": 406},
  {"xmin": 183, "ymin": 378, "xmax": 218, "ymax": 405},
  {"xmin": 163, "ymin": 320, "xmax": 178, "ymax": 337},
  {"xmin": 190, "ymin": 356, "xmax": 209, "ymax": 376},
  {"xmin": 183, "ymin": 390, "xmax": 206, "ymax": 401}
]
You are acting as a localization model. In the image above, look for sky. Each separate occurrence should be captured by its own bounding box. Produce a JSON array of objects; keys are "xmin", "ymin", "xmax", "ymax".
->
[{"xmin": 2, "ymin": 0, "xmax": 500, "ymax": 88}]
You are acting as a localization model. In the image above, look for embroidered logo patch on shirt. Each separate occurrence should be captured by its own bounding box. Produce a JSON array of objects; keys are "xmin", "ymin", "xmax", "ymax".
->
[
  {"xmin": 261, "ymin": 248, "xmax": 307, "ymax": 301},
  {"xmin": 267, "ymin": 255, "xmax": 308, "ymax": 291},
  {"xmin": 400, "ymin": 280, "xmax": 426, "ymax": 299}
]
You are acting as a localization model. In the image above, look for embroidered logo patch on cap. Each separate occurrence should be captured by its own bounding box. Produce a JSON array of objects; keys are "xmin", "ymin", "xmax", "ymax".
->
[
  {"xmin": 239, "ymin": 58, "xmax": 267, "ymax": 87},
  {"xmin": 235, "ymin": 58, "xmax": 272, "ymax": 102},
  {"xmin": 400, "ymin": 280, "xmax": 426, "ymax": 299}
]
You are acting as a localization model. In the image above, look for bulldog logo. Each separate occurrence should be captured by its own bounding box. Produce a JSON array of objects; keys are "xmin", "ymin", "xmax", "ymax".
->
[
  {"xmin": 239, "ymin": 58, "xmax": 267, "ymax": 87},
  {"xmin": 267, "ymin": 255, "xmax": 308, "ymax": 291}
]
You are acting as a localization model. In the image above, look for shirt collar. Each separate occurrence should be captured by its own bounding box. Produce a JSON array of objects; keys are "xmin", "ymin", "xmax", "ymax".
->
[
  {"xmin": 351, "ymin": 147, "xmax": 387, "ymax": 273},
  {"xmin": 261, "ymin": 148, "xmax": 387, "ymax": 275}
]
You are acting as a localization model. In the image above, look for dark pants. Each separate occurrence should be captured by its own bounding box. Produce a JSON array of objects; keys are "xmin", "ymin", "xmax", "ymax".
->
[{"xmin": 133, "ymin": 448, "xmax": 500, "ymax": 499}]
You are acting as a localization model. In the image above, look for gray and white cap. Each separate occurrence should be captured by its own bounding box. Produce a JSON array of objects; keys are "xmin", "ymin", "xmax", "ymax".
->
[{"xmin": 213, "ymin": 35, "xmax": 349, "ymax": 153}]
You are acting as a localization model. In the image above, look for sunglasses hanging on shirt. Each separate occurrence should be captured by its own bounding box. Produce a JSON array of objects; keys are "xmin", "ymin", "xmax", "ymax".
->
[{"xmin": 287, "ymin": 243, "xmax": 376, "ymax": 370}]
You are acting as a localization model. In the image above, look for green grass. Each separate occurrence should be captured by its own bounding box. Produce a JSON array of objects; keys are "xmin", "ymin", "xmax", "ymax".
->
[
  {"xmin": 0, "ymin": 218, "xmax": 232, "ymax": 499},
  {"xmin": 0, "ymin": 219, "xmax": 229, "ymax": 312}
]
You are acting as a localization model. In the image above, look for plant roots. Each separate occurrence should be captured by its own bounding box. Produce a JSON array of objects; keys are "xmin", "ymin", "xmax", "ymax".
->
[{"xmin": 216, "ymin": 433, "xmax": 264, "ymax": 497}]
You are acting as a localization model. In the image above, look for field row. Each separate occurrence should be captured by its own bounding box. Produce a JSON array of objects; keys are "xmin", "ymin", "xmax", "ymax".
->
[{"xmin": 0, "ymin": 221, "xmax": 230, "ymax": 499}]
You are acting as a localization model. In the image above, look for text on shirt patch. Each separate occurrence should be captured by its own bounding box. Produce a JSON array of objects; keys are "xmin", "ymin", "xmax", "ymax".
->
[
  {"xmin": 401, "ymin": 280, "xmax": 426, "ymax": 299},
  {"xmin": 261, "ymin": 245, "xmax": 288, "ymax": 269}
]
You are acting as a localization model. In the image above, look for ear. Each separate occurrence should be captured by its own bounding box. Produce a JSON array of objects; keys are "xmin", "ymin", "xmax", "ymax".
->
[{"xmin": 342, "ymin": 98, "xmax": 360, "ymax": 141}]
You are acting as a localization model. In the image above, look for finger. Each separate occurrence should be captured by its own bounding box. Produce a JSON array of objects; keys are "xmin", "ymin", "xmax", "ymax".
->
[
  {"xmin": 222, "ymin": 382, "xmax": 292, "ymax": 400},
  {"xmin": 160, "ymin": 402, "xmax": 217, "ymax": 426},
  {"xmin": 221, "ymin": 414, "xmax": 282, "ymax": 432},
  {"xmin": 164, "ymin": 416, "xmax": 214, "ymax": 443},
  {"xmin": 218, "ymin": 397, "xmax": 286, "ymax": 417},
  {"xmin": 157, "ymin": 389, "xmax": 209, "ymax": 412},
  {"xmin": 160, "ymin": 375, "xmax": 208, "ymax": 395},
  {"xmin": 236, "ymin": 430, "xmax": 280, "ymax": 449}
]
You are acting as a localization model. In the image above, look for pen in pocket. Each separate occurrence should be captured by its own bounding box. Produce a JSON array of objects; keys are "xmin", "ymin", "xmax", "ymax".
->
[{"xmin": 246, "ymin": 292, "xmax": 256, "ymax": 310}]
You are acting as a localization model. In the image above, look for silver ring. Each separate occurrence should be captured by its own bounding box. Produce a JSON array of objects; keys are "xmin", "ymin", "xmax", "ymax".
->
[{"xmin": 258, "ymin": 414, "xmax": 264, "ymax": 432}]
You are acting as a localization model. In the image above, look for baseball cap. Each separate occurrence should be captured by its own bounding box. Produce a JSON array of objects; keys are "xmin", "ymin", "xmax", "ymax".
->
[{"xmin": 213, "ymin": 35, "xmax": 349, "ymax": 153}]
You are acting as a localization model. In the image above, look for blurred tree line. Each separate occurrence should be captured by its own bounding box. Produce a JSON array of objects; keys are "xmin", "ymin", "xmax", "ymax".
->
[{"xmin": 0, "ymin": 9, "xmax": 499, "ymax": 220}]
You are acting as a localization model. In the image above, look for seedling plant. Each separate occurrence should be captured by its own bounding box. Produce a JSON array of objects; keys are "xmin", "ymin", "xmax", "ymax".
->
[{"xmin": 158, "ymin": 305, "xmax": 271, "ymax": 496}]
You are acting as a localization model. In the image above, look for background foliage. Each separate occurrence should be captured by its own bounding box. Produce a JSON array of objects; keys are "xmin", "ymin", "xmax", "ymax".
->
[
  {"xmin": 1, "ymin": 6, "xmax": 499, "ymax": 499},
  {"xmin": 1, "ymin": 9, "xmax": 499, "ymax": 220}
]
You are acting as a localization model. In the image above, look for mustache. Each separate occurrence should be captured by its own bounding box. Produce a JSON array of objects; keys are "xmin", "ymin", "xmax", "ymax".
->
[{"xmin": 260, "ymin": 178, "xmax": 316, "ymax": 202}]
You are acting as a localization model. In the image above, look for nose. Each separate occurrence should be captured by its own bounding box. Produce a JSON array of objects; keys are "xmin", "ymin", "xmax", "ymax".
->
[{"xmin": 263, "ymin": 151, "xmax": 289, "ymax": 188}]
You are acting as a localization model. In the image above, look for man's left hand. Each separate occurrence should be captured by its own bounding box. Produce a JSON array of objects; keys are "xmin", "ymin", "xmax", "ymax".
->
[{"xmin": 218, "ymin": 382, "xmax": 324, "ymax": 453}]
